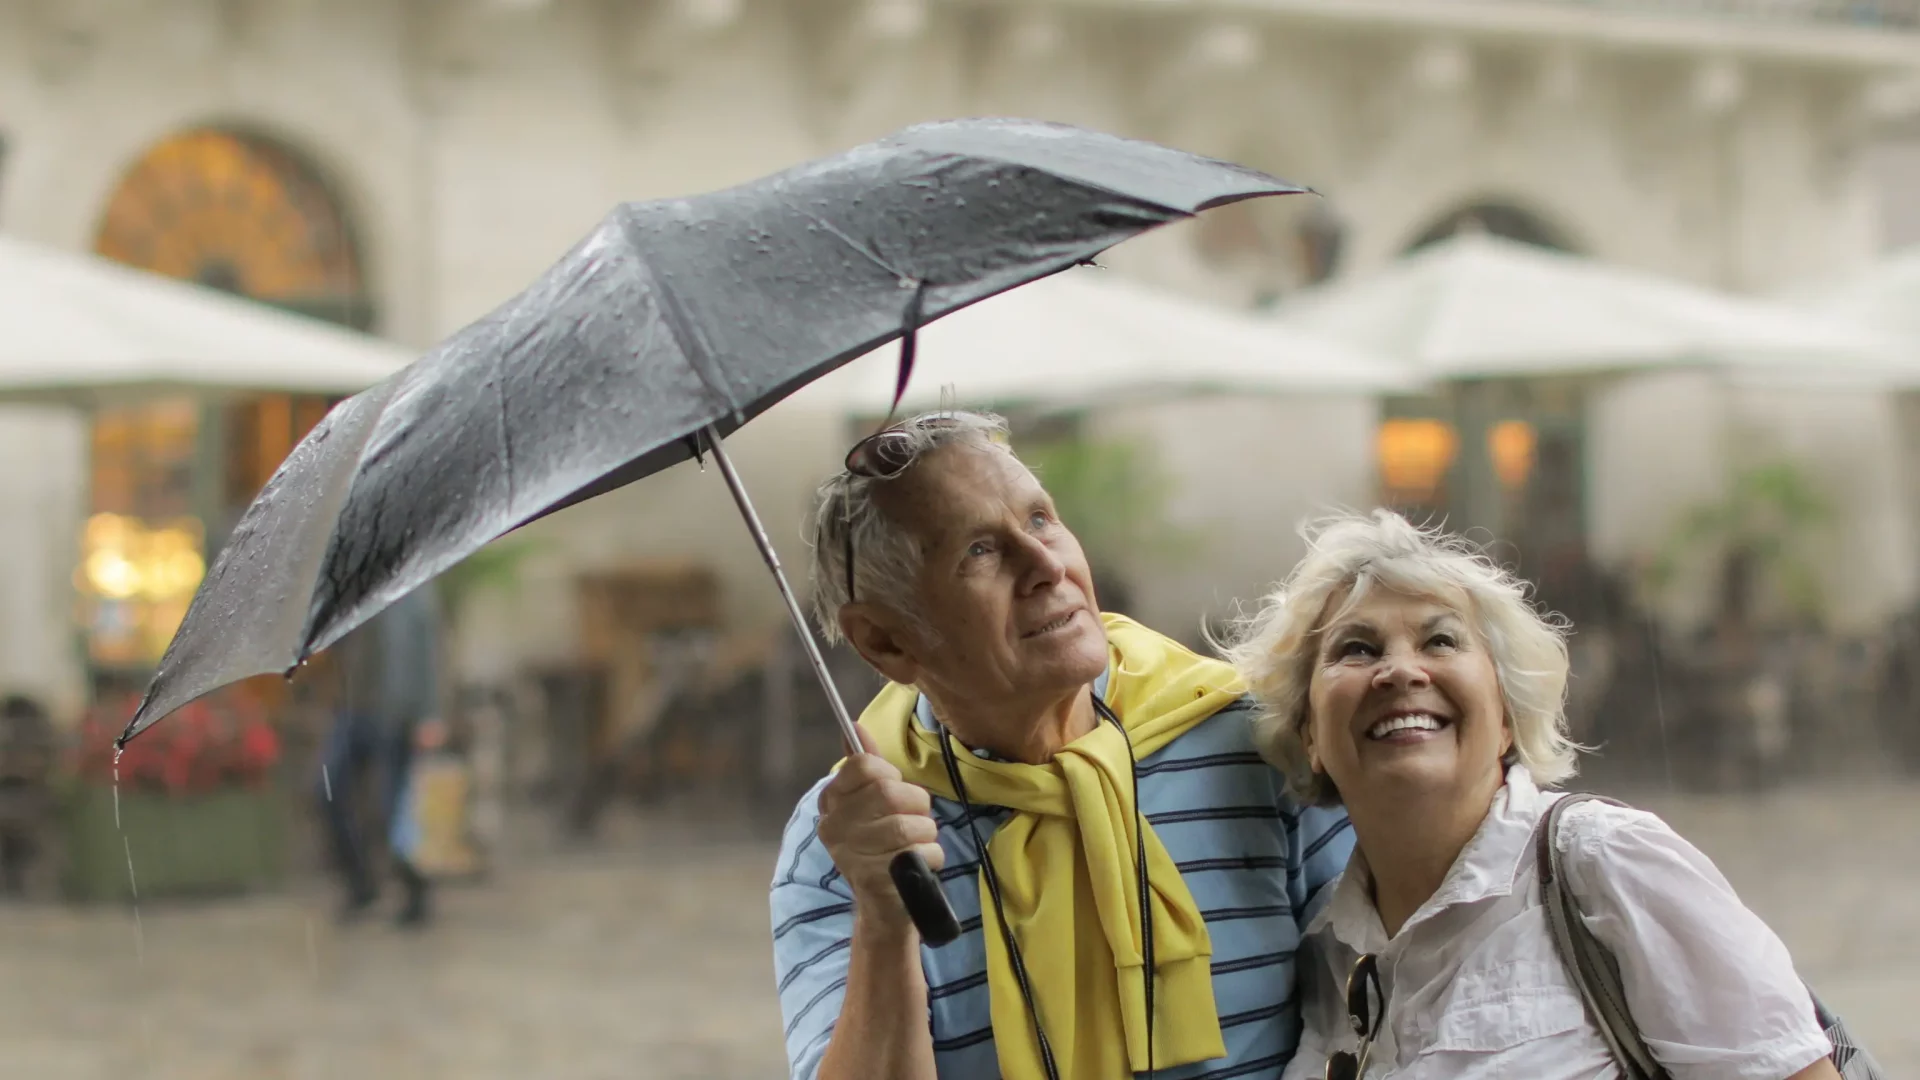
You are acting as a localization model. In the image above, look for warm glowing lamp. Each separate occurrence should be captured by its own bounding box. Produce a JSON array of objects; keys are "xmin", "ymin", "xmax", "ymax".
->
[
  {"xmin": 1488, "ymin": 420, "xmax": 1537, "ymax": 492},
  {"xmin": 1377, "ymin": 419, "xmax": 1459, "ymax": 500}
]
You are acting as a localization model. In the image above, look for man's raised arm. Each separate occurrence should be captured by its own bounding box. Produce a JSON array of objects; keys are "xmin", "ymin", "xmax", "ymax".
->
[{"xmin": 770, "ymin": 732, "xmax": 944, "ymax": 1080}]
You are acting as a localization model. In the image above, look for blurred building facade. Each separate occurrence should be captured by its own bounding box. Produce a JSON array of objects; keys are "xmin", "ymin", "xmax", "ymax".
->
[{"xmin": 2, "ymin": 0, "xmax": 1919, "ymax": 716}]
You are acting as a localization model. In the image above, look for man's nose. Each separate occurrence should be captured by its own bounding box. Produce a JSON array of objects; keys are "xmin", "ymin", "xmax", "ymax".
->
[{"xmin": 1015, "ymin": 534, "xmax": 1066, "ymax": 592}]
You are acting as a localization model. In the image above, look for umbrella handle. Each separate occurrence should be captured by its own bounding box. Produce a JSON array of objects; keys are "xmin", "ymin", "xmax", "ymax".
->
[
  {"xmin": 702, "ymin": 426, "xmax": 963, "ymax": 947},
  {"xmin": 890, "ymin": 851, "xmax": 962, "ymax": 947}
]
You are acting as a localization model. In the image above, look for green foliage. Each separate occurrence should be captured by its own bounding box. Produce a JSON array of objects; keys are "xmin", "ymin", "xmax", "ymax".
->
[
  {"xmin": 435, "ymin": 537, "xmax": 548, "ymax": 623},
  {"xmin": 1644, "ymin": 455, "xmax": 1834, "ymax": 625},
  {"xmin": 1020, "ymin": 434, "xmax": 1201, "ymax": 569}
]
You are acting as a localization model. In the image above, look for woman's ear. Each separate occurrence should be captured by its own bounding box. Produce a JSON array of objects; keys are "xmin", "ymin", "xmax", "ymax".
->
[{"xmin": 1301, "ymin": 712, "xmax": 1324, "ymax": 774}]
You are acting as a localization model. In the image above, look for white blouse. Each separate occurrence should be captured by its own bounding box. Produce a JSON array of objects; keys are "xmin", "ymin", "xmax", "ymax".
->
[{"xmin": 1282, "ymin": 766, "xmax": 1833, "ymax": 1080}]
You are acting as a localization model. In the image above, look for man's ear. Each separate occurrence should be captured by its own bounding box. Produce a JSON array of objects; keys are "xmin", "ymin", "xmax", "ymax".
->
[{"xmin": 838, "ymin": 604, "xmax": 922, "ymax": 687}]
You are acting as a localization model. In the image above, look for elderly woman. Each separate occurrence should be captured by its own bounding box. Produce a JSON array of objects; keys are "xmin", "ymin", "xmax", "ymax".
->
[{"xmin": 1220, "ymin": 510, "xmax": 1841, "ymax": 1080}]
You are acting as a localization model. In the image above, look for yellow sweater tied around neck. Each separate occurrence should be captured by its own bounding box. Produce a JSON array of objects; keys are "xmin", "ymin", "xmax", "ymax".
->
[{"xmin": 861, "ymin": 614, "xmax": 1246, "ymax": 1080}]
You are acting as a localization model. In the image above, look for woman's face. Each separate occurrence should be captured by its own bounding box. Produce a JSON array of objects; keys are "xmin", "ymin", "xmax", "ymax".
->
[{"xmin": 1304, "ymin": 584, "xmax": 1511, "ymax": 808}]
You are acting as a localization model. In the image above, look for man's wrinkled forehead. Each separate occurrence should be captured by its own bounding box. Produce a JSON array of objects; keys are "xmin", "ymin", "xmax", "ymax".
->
[{"xmin": 876, "ymin": 441, "xmax": 1047, "ymax": 544}]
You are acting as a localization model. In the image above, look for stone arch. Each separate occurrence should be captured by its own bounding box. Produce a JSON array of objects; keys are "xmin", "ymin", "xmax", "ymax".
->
[
  {"xmin": 1403, "ymin": 197, "xmax": 1581, "ymax": 256},
  {"xmin": 92, "ymin": 125, "xmax": 374, "ymax": 330}
]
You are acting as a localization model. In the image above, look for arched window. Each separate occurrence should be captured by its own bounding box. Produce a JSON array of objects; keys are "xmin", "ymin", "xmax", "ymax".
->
[
  {"xmin": 93, "ymin": 128, "xmax": 371, "ymax": 328},
  {"xmin": 1405, "ymin": 200, "xmax": 1576, "ymax": 255},
  {"xmin": 84, "ymin": 128, "xmax": 370, "ymax": 669}
]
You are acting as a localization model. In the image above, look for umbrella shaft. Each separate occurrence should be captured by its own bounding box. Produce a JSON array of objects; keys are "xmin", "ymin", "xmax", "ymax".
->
[{"xmin": 702, "ymin": 426, "xmax": 864, "ymax": 754}]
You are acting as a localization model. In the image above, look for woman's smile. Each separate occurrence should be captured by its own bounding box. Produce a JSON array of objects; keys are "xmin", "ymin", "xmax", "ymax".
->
[{"xmin": 1364, "ymin": 710, "xmax": 1452, "ymax": 743}]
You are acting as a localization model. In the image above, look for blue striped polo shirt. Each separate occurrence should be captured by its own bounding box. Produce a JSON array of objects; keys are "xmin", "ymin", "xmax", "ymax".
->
[{"xmin": 769, "ymin": 673, "xmax": 1354, "ymax": 1080}]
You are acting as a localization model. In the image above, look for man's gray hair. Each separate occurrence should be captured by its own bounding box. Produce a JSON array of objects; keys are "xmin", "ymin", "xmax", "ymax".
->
[{"xmin": 807, "ymin": 410, "xmax": 1014, "ymax": 644}]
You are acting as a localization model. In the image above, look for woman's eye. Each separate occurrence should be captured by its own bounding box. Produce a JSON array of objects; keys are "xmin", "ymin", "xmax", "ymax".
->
[
  {"xmin": 1337, "ymin": 640, "xmax": 1377, "ymax": 659},
  {"xmin": 1428, "ymin": 633, "xmax": 1458, "ymax": 650},
  {"xmin": 1028, "ymin": 510, "xmax": 1051, "ymax": 530},
  {"xmin": 967, "ymin": 541, "xmax": 992, "ymax": 558}
]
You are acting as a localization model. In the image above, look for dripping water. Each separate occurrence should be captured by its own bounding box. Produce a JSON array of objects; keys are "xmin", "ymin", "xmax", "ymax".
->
[{"xmin": 112, "ymin": 746, "xmax": 144, "ymax": 966}]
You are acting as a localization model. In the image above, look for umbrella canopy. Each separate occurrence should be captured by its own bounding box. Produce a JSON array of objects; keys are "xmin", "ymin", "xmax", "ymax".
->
[
  {"xmin": 826, "ymin": 266, "xmax": 1419, "ymax": 414},
  {"xmin": 0, "ymin": 234, "xmax": 413, "ymax": 404},
  {"xmin": 122, "ymin": 117, "xmax": 1308, "ymax": 742},
  {"xmin": 1787, "ymin": 246, "xmax": 1920, "ymax": 381},
  {"xmin": 1276, "ymin": 232, "xmax": 1894, "ymax": 380}
]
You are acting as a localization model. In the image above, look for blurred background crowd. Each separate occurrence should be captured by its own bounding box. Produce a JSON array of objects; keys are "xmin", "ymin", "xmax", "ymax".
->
[{"xmin": 1, "ymin": 1, "xmax": 1919, "ymax": 1077}]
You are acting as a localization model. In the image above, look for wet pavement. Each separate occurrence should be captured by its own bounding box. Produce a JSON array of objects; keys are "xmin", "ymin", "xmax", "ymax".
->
[{"xmin": 0, "ymin": 782, "xmax": 1913, "ymax": 1079}]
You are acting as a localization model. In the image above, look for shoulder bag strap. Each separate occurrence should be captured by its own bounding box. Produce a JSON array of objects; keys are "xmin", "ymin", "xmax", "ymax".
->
[
  {"xmin": 1534, "ymin": 792, "xmax": 1670, "ymax": 1080},
  {"xmin": 1539, "ymin": 794, "xmax": 1886, "ymax": 1079}
]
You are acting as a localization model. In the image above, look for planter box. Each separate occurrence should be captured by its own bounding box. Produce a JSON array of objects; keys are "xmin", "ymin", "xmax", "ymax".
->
[{"xmin": 62, "ymin": 783, "xmax": 287, "ymax": 902}]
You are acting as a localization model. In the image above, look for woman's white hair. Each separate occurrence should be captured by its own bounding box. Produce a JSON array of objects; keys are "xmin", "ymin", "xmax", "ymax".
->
[{"xmin": 1217, "ymin": 509, "xmax": 1581, "ymax": 806}]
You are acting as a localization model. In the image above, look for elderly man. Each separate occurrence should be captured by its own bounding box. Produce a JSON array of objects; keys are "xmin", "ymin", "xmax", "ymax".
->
[{"xmin": 770, "ymin": 411, "xmax": 1353, "ymax": 1080}]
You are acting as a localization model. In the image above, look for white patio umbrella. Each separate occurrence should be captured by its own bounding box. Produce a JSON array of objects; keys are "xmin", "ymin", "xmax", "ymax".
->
[
  {"xmin": 823, "ymin": 266, "xmax": 1418, "ymax": 415},
  {"xmin": 1786, "ymin": 246, "xmax": 1920, "ymax": 377},
  {"xmin": 1275, "ymin": 232, "xmax": 1897, "ymax": 382},
  {"xmin": 0, "ymin": 234, "xmax": 412, "ymax": 404}
]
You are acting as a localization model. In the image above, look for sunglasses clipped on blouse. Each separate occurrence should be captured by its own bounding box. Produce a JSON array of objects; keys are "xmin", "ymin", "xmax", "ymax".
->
[{"xmin": 1327, "ymin": 953, "xmax": 1386, "ymax": 1080}]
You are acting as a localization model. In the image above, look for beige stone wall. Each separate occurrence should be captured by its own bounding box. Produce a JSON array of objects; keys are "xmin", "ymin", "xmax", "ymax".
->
[
  {"xmin": 1588, "ymin": 368, "xmax": 1917, "ymax": 634},
  {"xmin": 0, "ymin": 407, "xmax": 88, "ymax": 718},
  {"xmin": 1087, "ymin": 392, "xmax": 1382, "ymax": 643}
]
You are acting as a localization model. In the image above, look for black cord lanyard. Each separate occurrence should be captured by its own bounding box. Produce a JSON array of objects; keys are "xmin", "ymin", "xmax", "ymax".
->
[{"xmin": 936, "ymin": 693, "xmax": 1156, "ymax": 1080}]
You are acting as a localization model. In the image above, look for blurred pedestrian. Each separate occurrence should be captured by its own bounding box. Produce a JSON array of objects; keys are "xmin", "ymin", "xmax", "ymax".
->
[
  {"xmin": 0, "ymin": 694, "xmax": 55, "ymax": 898},
  {"xmin": 318, "ymin": 587, "xmax": 442, "ymax": 928}
]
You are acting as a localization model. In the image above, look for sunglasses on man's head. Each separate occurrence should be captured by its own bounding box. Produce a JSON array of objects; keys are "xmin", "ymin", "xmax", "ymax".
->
[
  {"xmin": 1326, "ymin": 953, "xmax": 1385, "ymax": 1080},
  {"xmin": 842, "ymin": 415, "xmax": 969, "ymax": 479}
]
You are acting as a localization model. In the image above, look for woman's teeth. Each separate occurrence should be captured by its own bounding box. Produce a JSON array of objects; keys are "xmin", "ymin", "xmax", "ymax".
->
[{"xmin": 1368, "ymin": 713, "xmax": 1445, "ymax": 740}]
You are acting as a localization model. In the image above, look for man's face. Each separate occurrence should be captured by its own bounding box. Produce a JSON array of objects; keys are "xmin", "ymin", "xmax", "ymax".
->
[{"xmin": 855, "ymin": 442, "xmax": 1109, "ymax": 712}]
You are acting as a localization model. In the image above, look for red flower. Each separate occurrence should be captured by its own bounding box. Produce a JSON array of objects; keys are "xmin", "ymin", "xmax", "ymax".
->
[{"xmin": 71, "ymin": 689, "xmax": 282, "ymax": 795}]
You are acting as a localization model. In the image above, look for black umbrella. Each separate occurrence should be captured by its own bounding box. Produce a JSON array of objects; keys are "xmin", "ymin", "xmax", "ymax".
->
[{"xmin": 119, "ymin": 117, "xmax": 1307, "ymax": 943}]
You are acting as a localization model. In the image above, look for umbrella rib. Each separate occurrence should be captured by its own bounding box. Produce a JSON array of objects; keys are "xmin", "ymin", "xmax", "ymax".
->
[
  {"xmin": 493, "ymin": 374, "xmax": 516, "ymax": 515},
  {"xmin": 798, "ymin": 211, "xmax": 906, "ymax": 281},
  {"xmin": 635, "ymin": 255, "xmax": 740, "ymax": 417}
]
